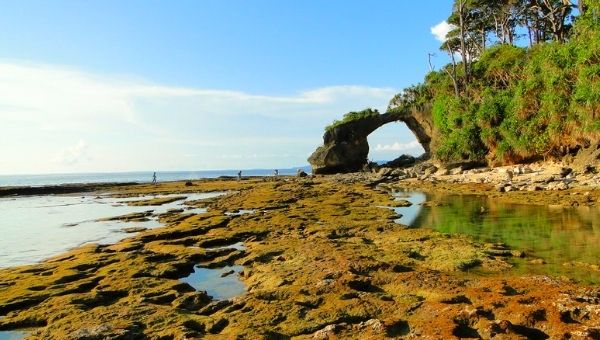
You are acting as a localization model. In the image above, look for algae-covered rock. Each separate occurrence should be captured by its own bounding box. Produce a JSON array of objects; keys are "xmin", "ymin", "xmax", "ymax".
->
[{"xmin": 0, "ymin": 178, "xmax": 599, "ymax": 339}]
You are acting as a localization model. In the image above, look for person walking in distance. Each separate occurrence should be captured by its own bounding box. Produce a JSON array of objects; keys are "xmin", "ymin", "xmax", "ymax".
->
[
  {"xmin": 237, "ymin": 171, "xmax": 242, "ymax": 181},
  {"xmin": 152, "ymin": 172, "xmax": 157, "ymax": 185}
]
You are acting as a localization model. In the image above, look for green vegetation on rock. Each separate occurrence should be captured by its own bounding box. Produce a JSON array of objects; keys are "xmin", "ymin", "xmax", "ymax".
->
[
  {"xmin": 325, "ymin": 108, "xmax": 380, "ymax": 132},
  {"xmin": 389, "ymin": 0, "xmax": 600, "ymax": 165}
]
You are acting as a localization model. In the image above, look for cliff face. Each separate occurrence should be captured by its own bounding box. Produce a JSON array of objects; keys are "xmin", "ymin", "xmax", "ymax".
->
[{"xmin": 308, "ymin": 107, "xmax": 433, "ymax": 174}]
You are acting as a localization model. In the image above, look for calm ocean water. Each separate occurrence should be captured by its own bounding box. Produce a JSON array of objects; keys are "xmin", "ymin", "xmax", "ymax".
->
[
  {"xmin": 0, "ymin": 167, "xmax": 311, "ymax": 187},
  {"xmin": 0, "ymin": 192, "xmax": 224, "ymax": 268}
]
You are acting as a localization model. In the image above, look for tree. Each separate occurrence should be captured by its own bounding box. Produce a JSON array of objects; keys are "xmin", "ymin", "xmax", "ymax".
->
[
  {"xmin": 448, "ymin": 0, "xmax": 495, "ymax": 86},
  {"xmin": 440, "ymin": 36, "xmax": 462, "ymax": 97},
  {"xmin": 529, "ymin": 0, "xmax": 574, "ymax": 43},
  {"xmin": 456, "ymin": 0, "xmax": 470, "ymax": 83}
]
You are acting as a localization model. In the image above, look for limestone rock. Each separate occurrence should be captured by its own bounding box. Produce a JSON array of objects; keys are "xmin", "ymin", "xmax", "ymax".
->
[
  {"xmin": 436, "ymin": 168, "xmax": 450, "ymax": 176},
  {"xmin": 308, "ymin": 109, "xmax": 432, "ymax": 174},
  {"xmin": 450, "ymin": 167, "xmax": 464, "ymax": 175},
  {"xmin": 313, "ymin": 324, "xmax": 340, "ymax": 339},
  {"xmin": 173, "ymin": 291, "xmax": 211, "ymax": 311}
]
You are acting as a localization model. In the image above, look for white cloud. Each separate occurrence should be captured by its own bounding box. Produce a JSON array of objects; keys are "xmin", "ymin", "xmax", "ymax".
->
[
  {"xmin": 0, "ymin": 60, "xmax": 398, "ymax": 174},
  {"xmin": 430, "ymin": 21, "xmax": 455, "ymax": 42},
  {"xmin": 374, "ymin": 140, "xmax": 421, "ymax": 152},
  {"xmin": 55, "ymin": 140, "xmax": 89, "ymax": 165}
]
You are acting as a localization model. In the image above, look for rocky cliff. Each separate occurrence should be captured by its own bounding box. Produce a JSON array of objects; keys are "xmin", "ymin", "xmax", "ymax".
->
[{"xmin": 308, "ymin": 106, "xmax": 434, "ymax": 174}]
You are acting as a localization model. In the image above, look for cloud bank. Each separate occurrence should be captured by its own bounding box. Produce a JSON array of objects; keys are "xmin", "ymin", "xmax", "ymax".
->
[
  {"xmin": 0, "ymin": 60, "xmax": 402, "ymax": 174},
  {"xmin": 55, "ymin": 140, "xmax": 89, "ymax": 165},
  {"xmin": 431, "ymin": 21, "xmax": 455, "ymax": 42},
  {"xmin": 374, "ymin": 140, "xmax": 421, "ymax": 152}
]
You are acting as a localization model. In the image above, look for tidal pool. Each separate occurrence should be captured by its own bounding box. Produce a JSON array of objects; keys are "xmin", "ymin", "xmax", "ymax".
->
[
  {"xmin": 225, "ymin": 209, "xmax": 256, "ymax": 216},
  {"xmin": 207, "ymin": 242, "xmax": 247, "ymax": 251},
  {"xmin": 0, "ymin": 331, "xmax": 26, "ymax": 340},
  {"xmin": 392, "ymin": 191, "xmax": 600, "ymax": 283},
  {"xmin": 0, "ymin": 192, "xmax": 224, "ymax": 268},
  {"xmin": 181, "ymin": 265, "xmax": 245, "ymax": 300}
]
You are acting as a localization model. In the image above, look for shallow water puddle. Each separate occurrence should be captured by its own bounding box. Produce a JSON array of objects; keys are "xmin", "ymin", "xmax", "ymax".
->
[
  {"xmin": 390, "ymin": 191, "xmax": 427, "ymax": 225},
  {"xmin": 125, "ymin": 193, "xmax": 224, "ymax": 215},
  {"xmin": 208, "ymin": 242, "xmax": 247, "ymax": 251},
  {"xmin": 181, "ymin": 265, "xmax": 245, "ymax": 300},
  {"xmin": 0, "ymin": 331, "xmax": 26, "ymax": 340},
  {"xmin": 392, "ymin": 190, "xmax": 600, "ymax": 283},
  {"xmin": 183, "ymin": 207, "xmax": 209, "ymax": 215},
  {"xmin": 0, "ymin": 192, "xmax": 225, "ymax": 268},
  {"xmin": 225, "ymin": 209, "xmax": 256, "ymax": 216}
]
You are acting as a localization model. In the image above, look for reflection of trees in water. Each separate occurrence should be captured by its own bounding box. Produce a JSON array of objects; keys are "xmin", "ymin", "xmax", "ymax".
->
[{"xmin": 408, "ymin": 193, "xmax": 600, "ymax": 280}]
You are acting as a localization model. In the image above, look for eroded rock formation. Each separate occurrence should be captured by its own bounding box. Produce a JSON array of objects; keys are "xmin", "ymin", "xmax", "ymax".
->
[{"xmin": 308, "ymin": 106, "xmax": 433, "ymax": 174}]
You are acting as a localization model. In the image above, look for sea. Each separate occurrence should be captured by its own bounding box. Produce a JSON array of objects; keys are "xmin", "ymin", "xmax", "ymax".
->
[
  {"xmin": 0, "ymin": 166, "xmax": 311, "ymax": 187},
  {"xmin": 0, "ymin": 166, "xmax": 310, "ymax": 268}
]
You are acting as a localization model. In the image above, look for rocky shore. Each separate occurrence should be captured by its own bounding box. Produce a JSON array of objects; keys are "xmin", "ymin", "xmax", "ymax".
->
[
  {"xmin": 0, "ymin": 176, "xmax": 599, "ymax": 339},
  {"xmin": 371, "ymin": 160, "xmax": 600, "ymax": 197}
]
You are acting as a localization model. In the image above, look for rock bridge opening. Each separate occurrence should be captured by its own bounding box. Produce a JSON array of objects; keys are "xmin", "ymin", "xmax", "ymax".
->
[{"xmin": 367, "ymin": 122, "xmax": 425, "ymax": 166}]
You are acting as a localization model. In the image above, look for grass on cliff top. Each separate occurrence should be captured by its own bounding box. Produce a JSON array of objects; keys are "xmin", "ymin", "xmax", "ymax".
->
[{"xmin": 325, "ymin": 108, "xmax": 380, "ymax": 132}]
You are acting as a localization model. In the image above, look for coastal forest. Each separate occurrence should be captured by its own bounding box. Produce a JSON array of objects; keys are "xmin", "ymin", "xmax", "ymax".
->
[{"xmin": 386, "ymin": 0, "xmax": 599, "ymax": 165}]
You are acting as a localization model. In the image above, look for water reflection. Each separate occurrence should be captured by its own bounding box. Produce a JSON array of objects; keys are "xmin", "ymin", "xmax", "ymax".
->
[
  {"xmin": 393, "ymin": 191, "xmax": 600, "ymax": 283},
  {"xmin": 0, "ymin": 331, "xmax": 26, "ymax": 340},
  {"xmin": 391, "ymin": 191, "xmax": 426, "ymax": 225},
  {"xmin": 181, "ymin": 265, "xmax": 245, "ymax": 300}
]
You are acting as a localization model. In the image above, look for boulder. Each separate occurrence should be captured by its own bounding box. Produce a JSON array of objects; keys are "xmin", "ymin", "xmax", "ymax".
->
[
  {"xmin": 413, "ymin": 163, "xmax": 437, "ymax": 176},
  {"xmin": 423, "ymin": 166, "xmax": 438, "ymax": 177},
  {"xmin": 390, "ymin": 169, "xmax": 405, "ymax": 177},
  {"xmin": 450, "ymin": 167, "xmax": 463, "ymax": 175},
  {"xmin": 173, "ymin": 291, "xmax": 211, "ymax": 311},
  {"xmin": 377, "ymin": 167, "xmax": 393, "ymax": 177},
  {"xmin": 308, "ymin": 137, "xmax": 370, "ymax": 174},
  {"xmin": 495, "ymin": 183, "xmax": 508, "ymax": 192},
  {"xmin": 297, "ymin": 169, "xmax": 308, "ymax": 178},
  {"xmin": 560, "ymin": 167, "xmax": 573, "ymax": 178},
  {"xmin": 382, "ymin": 154, "xmax": 416, "ymax": 168},
  {"xmin": 436, "ymin": 168, "xmax": 450, "ymax": 176},
  {"xmin": 513, "ymin": 166, "xmax": 523, "ymax": 175}
]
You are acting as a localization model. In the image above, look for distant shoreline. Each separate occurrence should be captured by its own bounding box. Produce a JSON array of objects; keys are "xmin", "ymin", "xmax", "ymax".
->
[
  {"xmin": 0, "ymin": 167, "xmax": 311, "ymax": 188},
  {"xmin": 0, "ymin": 182, "xmax": 137, "ymax": 197},
  {"xmin": 0, "ymin": 176, "xmax": 277, "ymax": 197}
]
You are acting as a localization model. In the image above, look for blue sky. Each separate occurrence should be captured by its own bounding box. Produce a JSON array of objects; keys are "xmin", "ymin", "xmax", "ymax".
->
[{"xmin": 0, "ymin": 1, "xmax": 454, "ymax": 174}]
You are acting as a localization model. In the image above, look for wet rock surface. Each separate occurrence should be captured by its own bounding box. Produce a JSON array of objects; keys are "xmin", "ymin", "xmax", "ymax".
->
[{"xmin": 0, "ymin": 177, "xmax": 599, "ymax": 338}]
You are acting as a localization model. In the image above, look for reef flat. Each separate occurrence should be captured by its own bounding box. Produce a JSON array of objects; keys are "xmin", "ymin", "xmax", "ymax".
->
[{"xmin": 1, "ymin": 177, "xmax": 599, "ymax": 339}]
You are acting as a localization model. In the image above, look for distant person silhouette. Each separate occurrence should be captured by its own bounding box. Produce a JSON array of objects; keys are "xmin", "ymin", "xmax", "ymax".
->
[
  {"xmin": 237, "ymin": 171, "xmax": 242, "ymax": 181},
  {"xmin": 152, "ymin": 172, "xmax": 157, "ymax": 184},
  {"xmin": 274, "ymin": 169, "xmax": 279, "ymax": 176}
]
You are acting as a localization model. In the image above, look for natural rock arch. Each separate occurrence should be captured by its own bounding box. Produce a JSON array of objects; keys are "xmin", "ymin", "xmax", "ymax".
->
[{"xmin": 308, "ymin": 106, "xmax": 433, "ymax": 174}]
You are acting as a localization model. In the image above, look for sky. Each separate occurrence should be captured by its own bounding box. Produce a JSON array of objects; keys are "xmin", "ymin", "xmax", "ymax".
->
[{"xmin": 0, "ymin": 1, "xmax": 454, "ymax": 175}]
